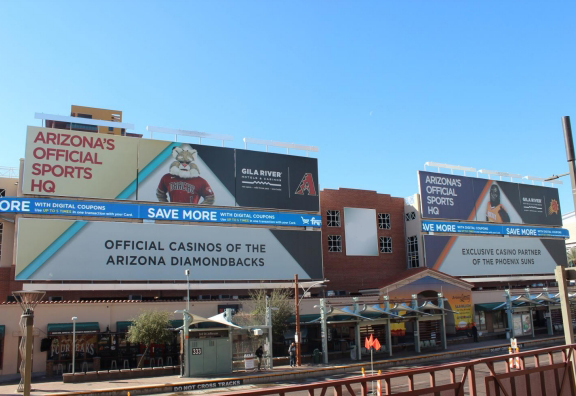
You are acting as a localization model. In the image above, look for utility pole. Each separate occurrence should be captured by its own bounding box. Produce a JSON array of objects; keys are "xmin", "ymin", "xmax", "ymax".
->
[
  {"xmin": 562, "ymin": 116, "xmax": 576, "ymax": 211},
  {"xmin": 319, "ymin": 298, "xmax": 328, "ymax": 364}
]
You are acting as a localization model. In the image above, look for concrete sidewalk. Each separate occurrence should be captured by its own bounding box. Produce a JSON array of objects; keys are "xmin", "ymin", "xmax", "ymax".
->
[{"xmin": 0, "ymin": 334, "xmax": 563, "ymax": 396}]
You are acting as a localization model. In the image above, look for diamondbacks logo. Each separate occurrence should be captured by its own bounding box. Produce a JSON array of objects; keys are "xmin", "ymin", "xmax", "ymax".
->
[
  {"xmin": 295, "ymin": 173, "xmax": 317, "ymax": 196},
  {"xmin": 548, "ymin": 199, "xmax": 559, "ymax": 215}
]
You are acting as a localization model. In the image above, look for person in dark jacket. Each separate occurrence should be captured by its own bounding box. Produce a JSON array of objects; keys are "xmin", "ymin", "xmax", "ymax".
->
[
  {"xmin": 288, "ymin": 342, "xmax": 296, "ymax": 367},
  {"xmin": 255, "ymin": 345, "xmax": 264, "ymax": 371},
  {"xmin": 471, "ymin": 323, "xmax": 479, "ymax": 342}
]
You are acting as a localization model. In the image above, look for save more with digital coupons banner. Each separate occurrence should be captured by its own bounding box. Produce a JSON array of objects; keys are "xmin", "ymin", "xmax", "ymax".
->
[
  {"xmin": 419, "ymin": 171, "xmax": 562, "ymax": 226},
  {"xmin": 23, "ymin": 126, "xmax": 319, "ymax": 211},
  {"xmin": 423, "ymin": 235, "xmax": 567, "ymax": 277},
  {"xmin": 0, "ymin": 197, "xmax": 322, "ymax": 227},
  {"xmin": 15, "ymin": 218, "xmax": 323, "ymax": 281}
]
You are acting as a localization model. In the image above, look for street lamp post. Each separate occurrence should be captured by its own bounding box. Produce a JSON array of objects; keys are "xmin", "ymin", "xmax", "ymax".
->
[
  {"xmin": 185, "ymin": 269, "xmax": 190, "ymax": 312},
  {"xmin": 71, "ymin": 317, "xmax": 78, "ymax": 374},
  {"xmin": 294, "ymin": 276, "xmax": 329, "ymax": 367},
  {"xmin": 294, "ymin": 274, "xmax": 301, "ymax": 367}
]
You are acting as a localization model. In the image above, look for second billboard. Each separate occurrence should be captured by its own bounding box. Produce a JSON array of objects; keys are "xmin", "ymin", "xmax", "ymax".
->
[{"xmin": 419, "ymin": 171, "xmax": 562, "ymax": 226}]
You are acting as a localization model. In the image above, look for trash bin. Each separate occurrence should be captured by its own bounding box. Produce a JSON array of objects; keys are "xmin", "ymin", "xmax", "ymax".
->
[{"xmin": 313, "ymin": 349, "xmax": 321, "ymax": 364}]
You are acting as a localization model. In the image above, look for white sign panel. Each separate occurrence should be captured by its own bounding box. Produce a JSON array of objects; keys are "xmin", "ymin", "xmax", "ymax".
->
[{"xmin": 343, "ymin": 207, "xmax": 378, "ymax": 256}]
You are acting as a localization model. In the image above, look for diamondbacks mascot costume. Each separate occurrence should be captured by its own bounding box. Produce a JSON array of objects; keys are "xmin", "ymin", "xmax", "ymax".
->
[{"xmin": 156, "ymin": 144, "xmax": 215, "ymax": 205}]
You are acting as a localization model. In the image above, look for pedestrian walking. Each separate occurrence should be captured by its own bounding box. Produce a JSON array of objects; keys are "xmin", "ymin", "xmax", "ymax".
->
[
  {"xmin": 255, "ymin": 345, "xmax": 264, "ymax": 371},
  {"xmin": 288, "ymin": 342, "xmax": 296, "ymax": 367},
  {"xmin": 471, "ymin": 323, "xmax": 479, "ymax": 342}
]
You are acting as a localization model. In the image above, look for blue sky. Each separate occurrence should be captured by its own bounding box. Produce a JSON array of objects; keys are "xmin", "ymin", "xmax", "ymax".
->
[{"xmin": 1, "ymin": 1, "xmax": 576, "ymax": 212}]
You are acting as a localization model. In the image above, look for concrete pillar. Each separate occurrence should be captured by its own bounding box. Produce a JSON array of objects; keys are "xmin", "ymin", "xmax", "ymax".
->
[
  {"xmin": 355, "ymin": 323, "xmax": 361, "ymax": 361},
  {"xmin": 542, "ymin": 288, "xmax": 554, "ymax": 336},
  {"xmin": 414, "ymin": 319, "xmax": 421, "ymax": 353},
  {"xmin": 383, "ymin": 296, "xmax": 393, "ymax": 357},
  {"xmin": 412, "ymin": 295, "xmax": 420, "ymax": 353},
  {"xmin": 182, "ymin": 311, "xmax": 191, "ymax": 377},
  {"xmin": 265, "ymin": 296, "xmax": 274, "ymax": 369},
  {"xmin": 319, "ymin": 299, "xmax": 328, "ymax": 364},
  {"xmin": 524, "ymin": 288, "xmax": 536, "ymax": 339},
  {"xmin": 352, "ymin": 298, "xmax": 362, "ymax": 361},
  {"xmin": 386, "ymin": 318, "xmax": 392, "ymax": 357},
  {"xmin": 505, "ymin": 289, "xmax": 514, "ymax": 339}
]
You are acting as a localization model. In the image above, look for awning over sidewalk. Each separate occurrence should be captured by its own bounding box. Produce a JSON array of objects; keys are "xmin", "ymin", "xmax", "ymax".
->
[
  {"xmin": 116, "ymin": 321, "xmax": 133, "ymax": 333},
  {"xmin": 116, "ymin": 315, "xmax": 227, "ymax": 333},
  {"xmin": 475, "ymin": 303, "xmax": 506, "ymax": 312},
  {"xmin": 47, "ymin": 322, "xmax": 100, "ymax": 335}
]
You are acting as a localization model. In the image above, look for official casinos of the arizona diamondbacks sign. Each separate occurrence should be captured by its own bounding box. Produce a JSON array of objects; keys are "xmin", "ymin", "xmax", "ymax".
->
[
  {"xmin": 418, "ymin": 171, "xmax": 562, "ymax": 226},
  {"xmin": 22, "ymin": 126, "xmax": 319, "ymax": 212},
  {"xmin": 15, "ymin": 218, "xmax": 322, "ymax": 281}
]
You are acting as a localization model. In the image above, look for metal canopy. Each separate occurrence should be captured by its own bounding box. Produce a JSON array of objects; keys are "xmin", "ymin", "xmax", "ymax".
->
[
  {"xmin": 362, "ymin": 304, "xmax": 402, "ymax": 318},
  {"xmin": 206, "ymin": 312, "xmax": 242, "ymax": 329},
  {"xmin": 513, "ymin": 296, "xmax": 546, "ymax": 306},
  {"xmin": 335, "ymin": 306, "xmax": 374, "ymax": 321},
  {"xmin": 391, "ymin": 303, "xmax": 434, "ymax": 316},
  {"xmin": 175, "ymin": 312, "xmax": 241, "ymax": 330},
  {"xmin": 534, "ymin": 293, "xmax": 559, "ymax": 304},
  {"xmin": 419, "ymin": 301, "xmax": 459, "ymax": 314},
  {"xmin": 308, "ymin": 306, "xmax": 374, "ymax": 323}
]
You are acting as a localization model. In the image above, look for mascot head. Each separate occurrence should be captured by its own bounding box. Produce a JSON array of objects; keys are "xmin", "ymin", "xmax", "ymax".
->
[
  {"xmin": 169, "ymin": 144, "xmax": 200, "ymax": 178},
  {"xmin": 489, "ymin": 183, "xmax": 501, "ymax": 207}
]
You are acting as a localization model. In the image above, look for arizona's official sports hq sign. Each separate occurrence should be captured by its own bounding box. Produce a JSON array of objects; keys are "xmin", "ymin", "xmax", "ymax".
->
[
  {"xmin": 15, "ymin": 219, "xmax": 322, "ymax": 281},
  {"xmin": 419, "ymin": 171, "xmax": 561, "ymax": 226},
  {"xmin": 23, "ymin": 127, "xmax": 319, "ymax": 211},
  {"xmin": 423, "ymin": 235, "xmax": 567, "ymax": 276}
]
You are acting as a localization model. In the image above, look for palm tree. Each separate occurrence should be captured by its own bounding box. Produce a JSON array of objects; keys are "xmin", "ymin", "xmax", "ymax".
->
[{"xmin": 567, "ymin": 247, "xmax": 576, "ymax": 267}]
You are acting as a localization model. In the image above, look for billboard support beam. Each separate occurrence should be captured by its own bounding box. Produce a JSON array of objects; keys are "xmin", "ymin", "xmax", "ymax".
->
[
  {"xmin": 146, "ymin": 126, "xmax": 234, "ymax": 147},
  {"xmin": 243, "ymin": 137, "xmax": 318, "ymax": 157}
]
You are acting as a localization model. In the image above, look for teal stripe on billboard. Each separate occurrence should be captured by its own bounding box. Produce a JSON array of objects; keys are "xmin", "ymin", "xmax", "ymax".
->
[
  {"xmin": 116, "ymin": 142, "xmax": 180, "ymax": 199},
  {"xmin": 15, "ymin": 220, "xmax": 88, "ymax": 280},
  {"xmin": 136, "ymin": 142, "xmax": 180, "ymax": 185}
]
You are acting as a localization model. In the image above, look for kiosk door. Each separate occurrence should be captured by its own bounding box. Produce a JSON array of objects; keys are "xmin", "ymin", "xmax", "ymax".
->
[{"xmin": 189, "ymin": 337, "xmax": 231, "ymax": 375}]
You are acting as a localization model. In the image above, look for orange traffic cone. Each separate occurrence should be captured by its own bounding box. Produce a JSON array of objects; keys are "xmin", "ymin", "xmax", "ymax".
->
[
  {"xmin": 376, "ymin": 369, "xmax": 383, "ymax": 396},
  {"xmin": 508, "ymin": 347, "xmax": 514, "ymax": 369}
]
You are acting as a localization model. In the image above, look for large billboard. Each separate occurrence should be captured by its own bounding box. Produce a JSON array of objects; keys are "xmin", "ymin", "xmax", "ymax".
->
[
  {"xmin": 419, "ymin": 171, "xmax": 562, "ymax": 226},
  {"xmin": 23, "ymin": 127, "xmax": 319, "ymax": 211},
  {"xmin": 423, "ymin": 235, "xmax": 567, "ymax": 276},
  {"xmin": 15, "ymin": 219, "xmax": 323, "ymax": 281}
]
